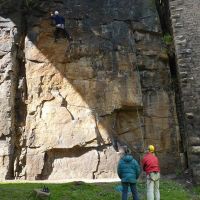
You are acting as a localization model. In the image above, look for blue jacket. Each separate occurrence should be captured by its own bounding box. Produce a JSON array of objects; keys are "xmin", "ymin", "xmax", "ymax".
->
[
  {"xmin": 52, "ymin": 15, "xmax": 65, "ymax": 25},
  {"xmin": 117, "ymin": 154, "xmax": 140, "ymax": 183}
]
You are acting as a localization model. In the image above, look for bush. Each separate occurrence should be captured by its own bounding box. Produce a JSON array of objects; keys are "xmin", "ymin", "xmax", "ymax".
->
[
  {"xmin": 163, "ymin": 33, "xmax": 173, "ymax": 45},
  {"xmin": 24, "ymin": 0, "xmax": 40, "ymax": 10}
]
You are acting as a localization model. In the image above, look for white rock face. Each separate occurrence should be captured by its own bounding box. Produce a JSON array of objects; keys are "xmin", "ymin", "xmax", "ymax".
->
[
  {"xmin": 0, "ymin": 15, "xmax": 18, "ymax": 180},
  {"xmin": 47, "ymin": 150, "xmax": 99, "ymax": 180}
]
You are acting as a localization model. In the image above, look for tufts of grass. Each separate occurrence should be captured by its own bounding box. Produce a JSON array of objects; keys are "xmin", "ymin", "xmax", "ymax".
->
[
  {"xmin": 0, "ymin": 180, "xmax": 199, "ymax": 200},
  {"xmin": 159, "ymin": 180, "xmax": 190, "ymax": 200},
  {"xmin": 23, "ymin": 0, "xmax": 41, "ymax": 11}
]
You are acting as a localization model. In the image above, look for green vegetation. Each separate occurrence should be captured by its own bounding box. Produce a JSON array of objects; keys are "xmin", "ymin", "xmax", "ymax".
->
[
  {"xmin": 149, "ymin": 0, "xmax": 156, "ymax": 10},
  {"xmin": 193, "ymin": 186, "xmax": 200, "ymax": 197},
  {"xmin": 24, "ymin": 0, "xmax": 40, "ymax": 10},
  {"xmin": 163, "ymin": 33, "xmax": 173, "ymax": 45},
  {"xmin": 0, "ymin": 180, "xmax": 199, "ymax": 200}
]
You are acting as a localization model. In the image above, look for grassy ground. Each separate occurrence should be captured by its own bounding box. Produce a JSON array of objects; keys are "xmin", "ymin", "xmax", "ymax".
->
[{"xmin": 0, "ymin": 180, "xmax": 199, "ymax": 200}]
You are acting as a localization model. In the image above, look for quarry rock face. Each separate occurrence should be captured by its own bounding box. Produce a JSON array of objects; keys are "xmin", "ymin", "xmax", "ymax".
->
[
  {"xmin": 0, "ymin": 15, "xmax": 18, "ymax": 179},
  {"xmin": 0, "ymin": 0, "xmax": 184, "ymax": 180},
  {"xmin": 169, "ymin": 0, "xmax": 200, "ymax": 183}
]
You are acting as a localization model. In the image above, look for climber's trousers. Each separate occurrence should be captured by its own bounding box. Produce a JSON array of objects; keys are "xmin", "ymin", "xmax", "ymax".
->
[{"xmin": 146, "ymin": 172, "xmax": 160, "ymax": 200}]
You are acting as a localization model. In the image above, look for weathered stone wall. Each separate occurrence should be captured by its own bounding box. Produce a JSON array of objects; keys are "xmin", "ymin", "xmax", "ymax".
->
[
  {"xmin": 0, "ymin": 0, "xmax": 182, "ymax": 180},
  {"xmin": 169, "ymin": 0, "xmax": 200, "ymax": 183},
  {"xmin": 0, "ymin": 15, "xmax": 18, "ymax": 179}
]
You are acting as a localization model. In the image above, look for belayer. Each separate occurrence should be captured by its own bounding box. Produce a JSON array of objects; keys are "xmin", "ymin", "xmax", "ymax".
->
[
  {"xmin": 117, "ymin": 146, "xmax": 140, "ymax": 200},
  {"xmin": 142, "ymin": 145, "xmax": 160, "ymax": 200},
  {"xmin": 50, "ymin": 11, "xmax": 72, "ymax": 42}
]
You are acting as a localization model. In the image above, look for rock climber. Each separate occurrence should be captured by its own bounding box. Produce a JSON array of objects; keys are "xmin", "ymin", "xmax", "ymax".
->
[
  {"xmin": 50, "ymin": 11, "xmax": 72, "ymax": 42},
  {"xmin": 117, "ymin": 146, "xmax": 140, "ymax": 200},
  {"xmin": 142, "ymin": 145, "xmax": 160, "ymax": 200}
]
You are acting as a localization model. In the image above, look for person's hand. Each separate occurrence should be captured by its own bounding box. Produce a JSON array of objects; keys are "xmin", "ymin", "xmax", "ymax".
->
[{"xmin": 50, "ymin": 12, "xmax": 53, "ymax": 16}]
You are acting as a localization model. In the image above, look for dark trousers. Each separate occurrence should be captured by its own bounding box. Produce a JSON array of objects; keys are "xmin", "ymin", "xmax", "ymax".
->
[
  {"xmin": 54, "ymin": 27, "xmax": 72, "ymax": 41},
  {"xmin": 122, "ymin": 182, "xmax": 139, "ymax": 200}
]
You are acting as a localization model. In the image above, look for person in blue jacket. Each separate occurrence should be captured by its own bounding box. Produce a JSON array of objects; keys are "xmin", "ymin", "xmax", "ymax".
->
[
  {"xmin": 50, "ymin": 11, "xmax": 72, "ymax": 42},
  {"xmin": 117, "ymin": 147, "xmax": 140, "ymax": 200}
]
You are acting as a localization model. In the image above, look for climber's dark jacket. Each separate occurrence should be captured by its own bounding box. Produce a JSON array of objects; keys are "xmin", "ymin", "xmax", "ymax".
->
[{"xmin": 51, "ymin": 15, "xmax": 65, "ymax": 26}]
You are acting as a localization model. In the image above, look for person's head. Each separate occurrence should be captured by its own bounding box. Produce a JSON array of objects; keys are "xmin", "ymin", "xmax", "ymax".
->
[
  {"xmin": 54, "ymin": 11, "xmax": 59, "ymax": 15},
  {"xmin": 148, "ymin": 145, "xmax": 155, "ymax": 153},
  {"xmin": 124, "ymin": 146, "xmax": 131, "ymax": 155}
]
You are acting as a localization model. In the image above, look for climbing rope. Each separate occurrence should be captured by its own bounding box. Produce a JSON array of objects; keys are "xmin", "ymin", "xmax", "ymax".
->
[
  {"xmin": 136, "ymin": 108, "xmax": 145, "ymax": 153},
  {"xmin": 124, "ymin": 26, "xmax": 145, "ymax": 154}
]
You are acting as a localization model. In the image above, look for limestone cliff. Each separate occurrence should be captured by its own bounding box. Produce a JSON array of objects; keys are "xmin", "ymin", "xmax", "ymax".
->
[{"xmin": 0, "ymin": 0, "xmax": 183, "ymax": 180}]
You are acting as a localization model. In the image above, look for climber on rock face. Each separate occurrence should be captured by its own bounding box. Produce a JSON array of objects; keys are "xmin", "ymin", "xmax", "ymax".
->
[{"xmin": 50, "ymin": 10, "xmax": 73, "ymax": 42}]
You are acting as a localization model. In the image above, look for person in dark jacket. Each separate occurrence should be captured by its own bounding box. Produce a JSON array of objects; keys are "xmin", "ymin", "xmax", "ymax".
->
[
  {"xmin": 117, "ymin": 147, "xmax": 140, "ymax": 200},
  {"xmin": 50, "ymin": 11, "xmax": 72, "ymax": 42}
]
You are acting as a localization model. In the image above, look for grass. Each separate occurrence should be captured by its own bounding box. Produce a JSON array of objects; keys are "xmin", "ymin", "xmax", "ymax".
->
[
  {"xmin": 0, "ymin": 180, "xmax": 199, "ymax": 200},
  {"xmin": 163, "ymin": 33, "xmax": 173, "ymax": 46}
]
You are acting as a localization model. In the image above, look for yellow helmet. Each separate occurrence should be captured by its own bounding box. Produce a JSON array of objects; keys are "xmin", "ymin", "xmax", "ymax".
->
[{"xmin": 148, "ymin": 145, "xmax": 155, "ymax": 153}]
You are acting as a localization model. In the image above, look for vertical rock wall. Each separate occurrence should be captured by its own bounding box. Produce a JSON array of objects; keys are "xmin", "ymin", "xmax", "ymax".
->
[
  {"xmin": 0, "ymin": 15, "xmax": 18, "ymax": 179},
  {"xmin": 169, "ymin": 0, "xmax": 200, "ymax": 183},
  {"xmin": 0, "ymin": 0, "xmax": 183, "ymax": 180}
]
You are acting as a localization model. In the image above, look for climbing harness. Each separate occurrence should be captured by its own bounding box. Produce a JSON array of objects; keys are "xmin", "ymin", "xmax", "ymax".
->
[
  {"xmin": 148, "ymin": 172, "xmax": 160, "ymax": 182},
  {"xmin": 146, "ymin": 172, "xmax": 160, "ymax": 197}
]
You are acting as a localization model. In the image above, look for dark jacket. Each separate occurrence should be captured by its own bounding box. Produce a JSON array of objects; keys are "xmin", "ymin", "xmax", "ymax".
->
[
  {"xmin": 117, "ymin": 154, "xmax": 140, "ymax": 183},
  {"xmin": 52, "ymin": 15, "xmax": 65, "ymax": 25}
]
